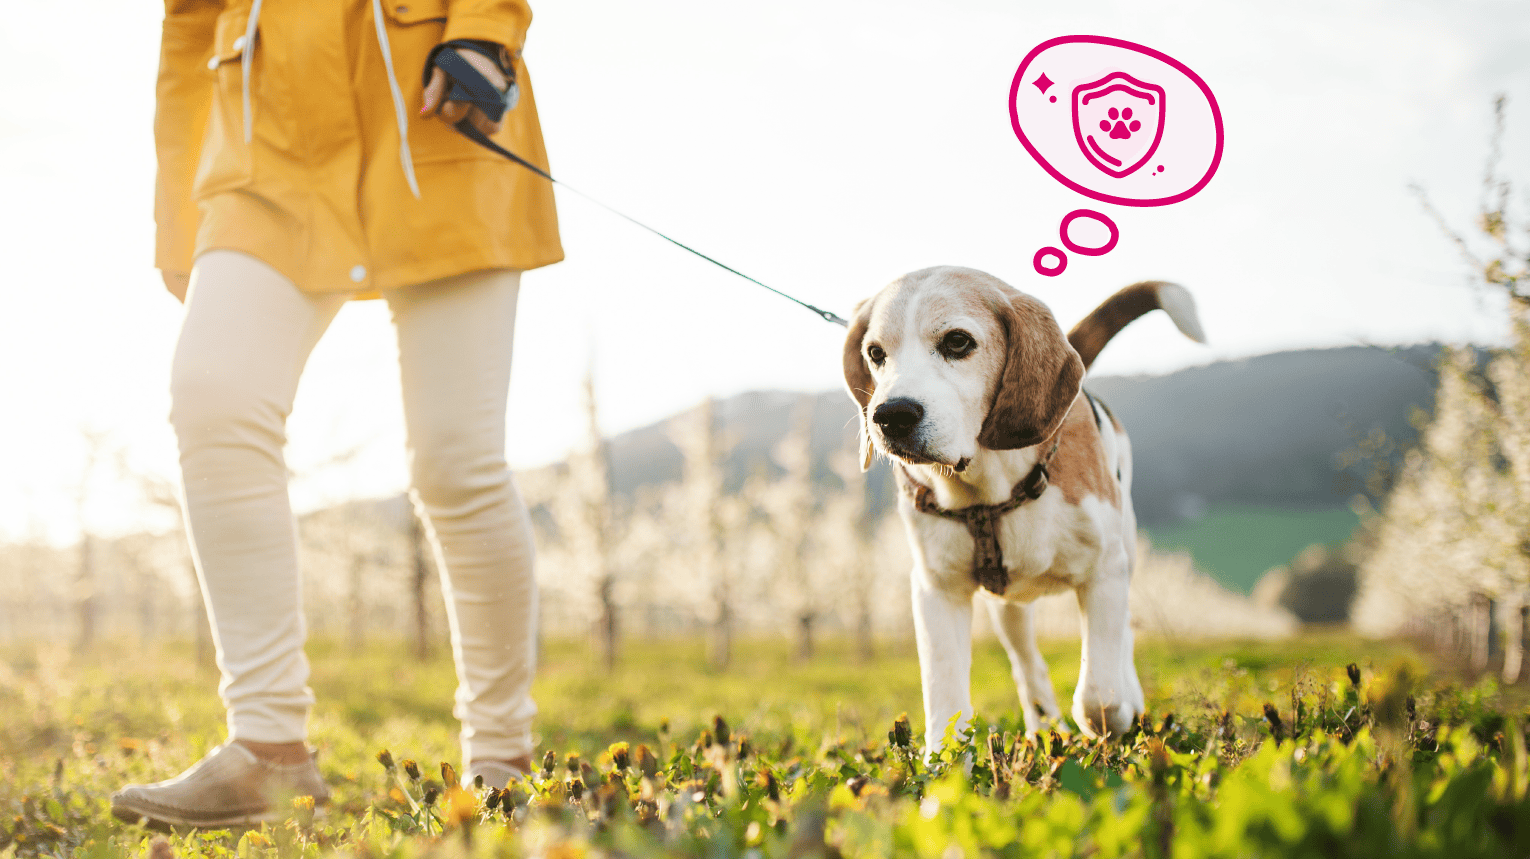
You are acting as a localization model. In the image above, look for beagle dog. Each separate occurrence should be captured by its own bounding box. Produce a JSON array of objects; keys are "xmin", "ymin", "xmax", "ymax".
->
[{"xmin": 842, "ymin": 267, "xmax": 1204, "ymax": 745}]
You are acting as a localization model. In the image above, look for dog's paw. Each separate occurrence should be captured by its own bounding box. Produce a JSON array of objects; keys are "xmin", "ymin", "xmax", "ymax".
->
[
  {"xmin": 1020, "ymin": 699, "xmax": 1064, "ymax": 736},
  {"xmin": 1071, "ymin": 695, "xmax": 1140, "ymax": 740}
]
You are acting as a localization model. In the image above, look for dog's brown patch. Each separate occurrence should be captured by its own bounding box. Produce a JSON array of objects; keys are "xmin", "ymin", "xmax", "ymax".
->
[
  {"xmin": 1049, "ymin": 396, "xmax": 1120, "ymax": 506},
  {"xmin": 1067, "ymin": 281, "xmax": 1172, "ymax": 370}
]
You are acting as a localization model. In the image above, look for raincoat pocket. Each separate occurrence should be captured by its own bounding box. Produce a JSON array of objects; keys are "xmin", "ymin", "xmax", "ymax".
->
[
  {"xmin": 385, "ymin": 0, "xmax": 448, "ymax": 25},
  {"xmin": 194, "ymin": 1, "xmax": 257, "ymax": 198},
  {"xmin": 207, "ymin": 1, "xmax": 252, "ymax": 69}
]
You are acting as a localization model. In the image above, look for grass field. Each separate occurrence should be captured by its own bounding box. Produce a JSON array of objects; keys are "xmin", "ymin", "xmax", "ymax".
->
[
  {"xmin": 3, "ymin": 633, "xmax": 1528, "ymax": 857},
  {"xmin": 1141, "ymin": 504, "xmax": 1363, "ymax": 594}
]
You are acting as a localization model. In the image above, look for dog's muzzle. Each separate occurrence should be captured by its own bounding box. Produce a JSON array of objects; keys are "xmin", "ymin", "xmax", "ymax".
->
[{"xmin": 873, "ymin": 398, "xmax": 924, "ymax": 440}]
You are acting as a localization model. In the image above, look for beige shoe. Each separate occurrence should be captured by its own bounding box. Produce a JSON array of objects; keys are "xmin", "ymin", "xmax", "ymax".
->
[
  {"xmin": 461, "ymin": 760, "xmax": 527, "ymax": 790},
  {"xmin": 111, "ymin": 742, "xmax": 331, "ymax": 829}
]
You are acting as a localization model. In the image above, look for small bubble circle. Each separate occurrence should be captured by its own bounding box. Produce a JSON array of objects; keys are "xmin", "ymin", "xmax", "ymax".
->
[
  {"xmin": 1059, "ymin": 209, "xmax": 1119, "ymax": 257},
  {"xmin": 1033, "ymin": 247, "xmax": 1067, "ymax": 277},
  {"xmin": 1049, "ymin": 95, "xmax": 1056, "ymax": 103}
]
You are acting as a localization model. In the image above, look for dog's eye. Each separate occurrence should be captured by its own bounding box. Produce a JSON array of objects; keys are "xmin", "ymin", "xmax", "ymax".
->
[
  {"xmin": 940, "ymin": 330, "xmax": 976, "ymax": 359},
  {"xmin": 867, "ymin": 344, "xmax": 886, "ymax": 366}
]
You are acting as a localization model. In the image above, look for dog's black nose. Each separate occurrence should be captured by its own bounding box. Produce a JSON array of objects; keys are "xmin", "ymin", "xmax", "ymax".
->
[{"xmin": 873, "ymin": 398, "xmax": 924, "ymax": 439}]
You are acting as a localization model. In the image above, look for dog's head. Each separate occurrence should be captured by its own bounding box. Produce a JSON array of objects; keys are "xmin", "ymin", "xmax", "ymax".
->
[{"xmin": 843, "ymin": 266, "xmax": 1084, "ymax": 472}]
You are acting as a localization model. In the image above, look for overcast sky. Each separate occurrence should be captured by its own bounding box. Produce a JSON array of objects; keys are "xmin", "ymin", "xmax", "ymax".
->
[{"xmin": 1, "ymin": 0, "xmax": 1527, "ymax": 544}]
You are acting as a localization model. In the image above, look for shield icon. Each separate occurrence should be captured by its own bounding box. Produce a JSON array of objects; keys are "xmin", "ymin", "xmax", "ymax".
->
[{"xmin": 1071, "ymin": 72, "xmax": 1166, "ymax": 179}]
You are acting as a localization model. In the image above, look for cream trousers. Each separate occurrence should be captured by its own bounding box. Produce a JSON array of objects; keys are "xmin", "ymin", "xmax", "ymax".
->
[{"xmin": 171, "ymin": 249, "xmax": 537, "ymax": 763}]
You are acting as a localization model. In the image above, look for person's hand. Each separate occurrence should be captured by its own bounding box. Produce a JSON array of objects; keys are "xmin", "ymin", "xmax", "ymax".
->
[
  {"xmin": 421, "ymin": 49, "xmax": 507, "ymax": 136},
  {"xmin": 163, "ymin": 270, "xmax": 190, "ymax": 303}
]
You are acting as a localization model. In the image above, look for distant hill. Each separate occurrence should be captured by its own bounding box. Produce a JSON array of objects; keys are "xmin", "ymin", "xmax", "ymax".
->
[
  {"xmin": 595, "ymin": 344, "xmax": 1447, "ymax": 527},
  {"xmin": 501, "ymin": 343, "xmax": 1456, "ymax": 594},
  {"xmin": 1083, "ymin": 344, "xmax": 1444, "ymax": 523}
]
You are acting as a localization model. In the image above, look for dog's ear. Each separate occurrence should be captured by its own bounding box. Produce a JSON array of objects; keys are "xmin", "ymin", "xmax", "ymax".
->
[
  {"xmin": 841, "ymin": 298, "xmax": 877, "ymax": 471},
  {"xmin": 977, "ymin": 291, "xmax": 1084, "ymax": 451},
  {"xmin": 842, "ymin": 297, "xmax": 875, "ymax": 409}
]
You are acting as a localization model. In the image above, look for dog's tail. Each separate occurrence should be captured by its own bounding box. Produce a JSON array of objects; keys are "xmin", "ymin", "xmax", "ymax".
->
[{"xmin": 1067, "ymin": 281, "xmax": 1206, "ymax": 371}]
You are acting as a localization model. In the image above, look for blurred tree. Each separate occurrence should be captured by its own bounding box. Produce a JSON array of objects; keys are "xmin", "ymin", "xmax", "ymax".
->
[
  {"xmin": 763, "ymin": 401, "xmax": 821, "ymax": 660},
  {"xmin": 561, "ymin": 372, "xmax": 622, "ymax": 670},
  {"xmin": 1263, "ymin": 543, "xmax": 1359, "ymax": 625},
  {"xmin": 671, "ymin": 398, "xmax": 736, "ymax": 670},
  {"xmin": 72, "ymin": 428, "xmax": 114, "ymax": 652},
  {"xmin": 823, "ymin": 447, "xmax": 881, "ymax": 661},
  {"xmin": 1357, "ymin": 96, "xmax": 1530, "ymax": 678},
  {"xmin": 1490, "ymin": 326, "xmax": 1530, "ymax": 678},
  {"xmin": 408, "ymin": 512, "xmax": 435, "ymax": 661},
  {"xmin": 122, "ymin": 462, "xmax": 214, "ymax": 666},
  {"xmin": 346, "ymin": 543, "xmax": 391, "ymax": 650}
]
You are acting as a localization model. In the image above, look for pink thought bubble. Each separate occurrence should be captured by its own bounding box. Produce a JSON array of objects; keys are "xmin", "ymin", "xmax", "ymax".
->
[
  {"xmin": 1010, "ymin": 35, "xmax": 1223, "ymax": 206},
  {"xmin": 1009, "ymin": 36, "xmax": 1223, "ymax": 275}
]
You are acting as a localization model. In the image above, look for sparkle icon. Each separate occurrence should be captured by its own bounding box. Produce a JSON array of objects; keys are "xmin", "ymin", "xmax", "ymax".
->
[{"xmin": 1032, "ymin": 72, "xmax": 1054, "ymax": 94}]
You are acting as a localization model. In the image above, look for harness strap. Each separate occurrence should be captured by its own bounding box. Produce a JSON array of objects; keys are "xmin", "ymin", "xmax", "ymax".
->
[
  {"xmin": 1083, "ymin": 389, "xmax": 1103, "ymax": 432},
  {"xmin": 896, "ymin": 434, "xmax": 1061, "ymax": 595}
]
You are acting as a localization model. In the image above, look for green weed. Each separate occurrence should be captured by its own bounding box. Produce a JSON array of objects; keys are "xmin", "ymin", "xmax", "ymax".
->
[{"xmin": 1, "ymin": 636, "xmax": 1526, "ymax": 857}]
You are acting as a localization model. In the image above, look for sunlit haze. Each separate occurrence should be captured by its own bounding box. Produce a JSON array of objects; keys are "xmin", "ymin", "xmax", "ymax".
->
[{"xmin": 2, "ymin": 0, "xmax": 1527, "ymax": 545}]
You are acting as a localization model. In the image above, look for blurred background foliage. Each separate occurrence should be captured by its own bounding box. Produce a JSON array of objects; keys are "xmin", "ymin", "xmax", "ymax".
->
[{"xmin": 1, "ymin": 103, "xmax": 1526, "ymax": 690}]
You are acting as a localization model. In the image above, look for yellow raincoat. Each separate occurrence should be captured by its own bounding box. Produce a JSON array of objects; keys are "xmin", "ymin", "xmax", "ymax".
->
[{"xmin": 155, "ymin": 0, "xmax": 563, "ymax": 298}]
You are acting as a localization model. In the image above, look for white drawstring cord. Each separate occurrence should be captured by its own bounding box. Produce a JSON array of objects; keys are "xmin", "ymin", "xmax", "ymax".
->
[
  {"xmin": 238, "ymin": 0, "xmax": 421, "ymax": 198},
  {"xmin": 369, "ymin": 0, "xmax": 422, "ymax": 198},
  {"xmin": 240, "ymin": 0, "xmax": 263, "ymax": 144}
]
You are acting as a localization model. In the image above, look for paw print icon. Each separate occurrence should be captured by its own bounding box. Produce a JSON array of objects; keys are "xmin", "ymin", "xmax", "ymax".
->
[
  {"xmin": 1100, "ymin": 107, "xmax": 1141, "ymax": 140},
  {"xmin": 1073, "ymin": 72, "xmax": 1165, "ymax": 178}
]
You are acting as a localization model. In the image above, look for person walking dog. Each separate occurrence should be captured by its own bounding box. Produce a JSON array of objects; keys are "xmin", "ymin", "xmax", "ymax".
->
[{"xmin": 112, "ymin": 0, "xmax": 561, "ymax": 829}]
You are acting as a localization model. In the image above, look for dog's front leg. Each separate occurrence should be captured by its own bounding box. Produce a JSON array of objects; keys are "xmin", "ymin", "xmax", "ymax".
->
[
  {"xmin": 985, "ymin": 598, "xmax": 1061, "ymax": 734},
  {"xmin": 912, "ymin": 568, "xmax": 974, "ymax": 756},
  {"xmin": 1072, "ymin": 547, "xmax": 1142, "ymax": 738},
  {"xmin": 1121, "ymin": 616, "xmax": 1146, "ymax": 717}
]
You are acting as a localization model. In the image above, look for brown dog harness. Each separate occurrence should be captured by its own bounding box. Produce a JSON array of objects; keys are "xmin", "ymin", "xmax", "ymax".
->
[{"xmin": 895, "ymin": 435, "xmax": 1062, "ymax": 596}]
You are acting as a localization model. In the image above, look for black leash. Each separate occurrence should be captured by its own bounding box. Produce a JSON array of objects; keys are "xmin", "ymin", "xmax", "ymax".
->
[{"xmin": 430, "ymin": 49, "xmax": 849, "ymax": 328}]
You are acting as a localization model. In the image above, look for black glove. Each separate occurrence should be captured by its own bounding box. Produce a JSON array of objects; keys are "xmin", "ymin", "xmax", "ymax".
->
[{"xmin": 422, "ymin": 40, "xmax": 520, "ymax": 112}]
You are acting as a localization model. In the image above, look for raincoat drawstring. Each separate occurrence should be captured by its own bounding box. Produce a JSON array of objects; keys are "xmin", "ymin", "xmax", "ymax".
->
[
  {"xmin": 368, "ymin": 0, "xmax": 422, "ymax": 198},
  {"xmin": 239, "ymin": 0, "xmax": 261, "ymax": 144},
  {"xmin": 239, "ymin": 0, "xmax": 422, "ymax": 199}
]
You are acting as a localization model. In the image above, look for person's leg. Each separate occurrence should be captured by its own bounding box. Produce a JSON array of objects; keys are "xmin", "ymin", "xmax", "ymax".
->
[
  {"xmin": 171, "ymin": 250, "xmax": 346, "ymax": 756},
  {"xmin": 386, "ymin": 268, "xmax": 536, "ymax": 780},
  {"xmin": 114, "ymin": 250, "xmax": 343, "ymax": 828}
]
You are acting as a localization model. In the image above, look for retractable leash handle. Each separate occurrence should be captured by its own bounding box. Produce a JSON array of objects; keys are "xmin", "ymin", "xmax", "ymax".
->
[{"xmin": 429, "ymin": 48, "xmax": 850, "ymax": 328}]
